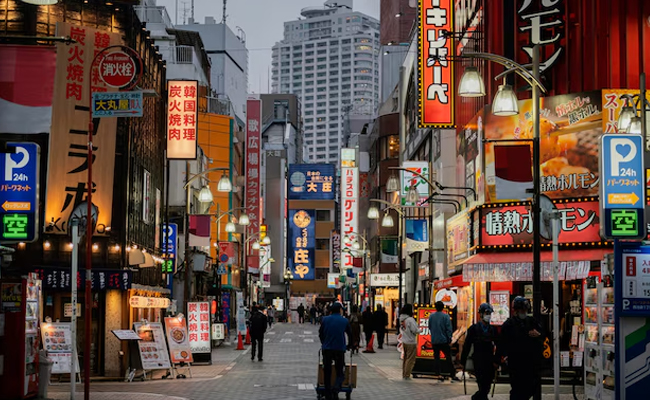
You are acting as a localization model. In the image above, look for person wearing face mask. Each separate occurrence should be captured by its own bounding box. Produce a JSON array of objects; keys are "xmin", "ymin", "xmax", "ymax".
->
[
  {"xmin": 498, "ymin": 296, "xmax": 543, "ymax": 400},
  {"xmin": 460, "ymin": 303, "xmax": 499, "ymax": 400}
]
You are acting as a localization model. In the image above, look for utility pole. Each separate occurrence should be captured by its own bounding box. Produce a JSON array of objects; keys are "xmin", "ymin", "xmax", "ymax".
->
[{"xmin": 222, "ymin": 0, "xmax": 228, "ymax": 24}]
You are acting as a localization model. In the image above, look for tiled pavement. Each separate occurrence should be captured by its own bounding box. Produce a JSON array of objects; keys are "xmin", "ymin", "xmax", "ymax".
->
[{"xmin": 46, "ymin": 323, "xmax": 585, "ymax": 400}]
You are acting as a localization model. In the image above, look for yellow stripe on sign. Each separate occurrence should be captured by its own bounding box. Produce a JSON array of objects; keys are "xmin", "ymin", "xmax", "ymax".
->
[
  {"xmin": 1, "ymin": 201, "xmax": 31, "ymax": 211},
  {"xmin": 608, "ymin": 193, "xmax": 640, "ymax": 205}
]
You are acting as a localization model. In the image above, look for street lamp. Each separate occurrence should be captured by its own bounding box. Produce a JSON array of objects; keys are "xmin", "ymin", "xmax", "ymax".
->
[
  {"xmin": 344, "ymin": 231, "xmax": 370, "ymax": 307},
  {"xmin": 252, "ymin": 241, "xmax": 261, "ymax": 250},
  {"xmin": 238, "ymin": 213, "xmax": 250, "ymax": 226},
  {"xmin": 457, "ymin": 66, "xmax": 485, "ymax": 97},
  {"xmin": 381, "ymin": 212, "xmax": 395, "ymax": 228},
  {"xmin": 198, "ymin": 185, "xmax": 214, "ymax": 203},
  {"xmin": 217, "ymin": 172, "xmax": 233, "ymax": 192},
  {"xmin": 224, "ymin": 221, "xmax": 236, "ymax": 233},
  {"xmin": 367, "ymin": 206, "xmax": 380, "ymax": 220},
  {"xmin": 262, "ymin": 236, "xmax": 272, "ymax": 245},
  {"xmin": 406, "ymin": 185, "xmax": 420, "ymax": 204},
  {"xmin": 386, "ymin": 174, "xmax": 400, "ymax": 193},
  {"xmin": 491, "ymin": 84, "xmax": 519, "ymax": 116}
]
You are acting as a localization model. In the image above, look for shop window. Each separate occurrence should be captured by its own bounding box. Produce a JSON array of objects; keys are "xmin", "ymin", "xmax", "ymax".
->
[
  {"xmin": 316, "ymin": 238, "xmax": 330, "ymax": 250},
  {"xmin": 316, "ymin": 210, "xmax": 331, "ymax": 221},
  {"xmin": 380, "ymin": 135, "xmax": 399, "ymax": 160}
]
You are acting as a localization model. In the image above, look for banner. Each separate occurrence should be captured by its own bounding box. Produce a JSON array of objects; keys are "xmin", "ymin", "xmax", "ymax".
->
[
  {"xmin": 288, "ymin": 209, "xmax": 315, "ymax": 280},
  {"xmin": 166, "ymin": 80, "xmax": 198, "ymax": 159},
  {"xmin": 288, "ymin": 164, "xmax": 335, "ymax": 200},
  {"xmin": 381, "ymin": 239, "xmax": 398, "ymax": 264},
  {"xmin": 133, "ymin": 322, "xmax": 171, "ymax": 370},
  {"xmin": 330, "ymin": 230, "xmax": 341, "ymax": 273},
  {"xmin": 457, "ymin": 109, "xmax": 485, "ymax": 205},
  {"xmin": 341, "ymin": 167, "xmax": 359, "ymax": 270},
  {"xmin": 484, "ymin": 91, "xmax": 602, "ymax": 201},
  {"xmin": 401, "ymin": 161, "xmax": 430, "ymax": 206},
  {"xmin": 164, "ymin": 317, "xmax": 193, "ymax": 364},
  {"xmin": 415, "ymin": 307, "xmax": 434, "ymax": 359},
  {"xmin": 45, "ymin": 23, "xmax": 121, "ymax": 235},
  {"xmin": 446, "ymin": 210, "xmax": 471, "ymax": 266},
  {"xmin": 41, "ymin": 322, "xmax": 79, "ymax": 374},
  {"xmin": 406, "ymin": 219, "xmax": 428, "ymax": 252},
  {"xmin": 246, "ymin": 98, "xmax": 262, "ymax": 273}
]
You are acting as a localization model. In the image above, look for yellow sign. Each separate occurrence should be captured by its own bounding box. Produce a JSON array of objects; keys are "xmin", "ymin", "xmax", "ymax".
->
[
  {"xmin": 2, "ymin": 201, "xmax": 30, "ymax": 211},
  {"xmin": 608, "ymin": 192, "xmax": 640, "ymax": 205}
]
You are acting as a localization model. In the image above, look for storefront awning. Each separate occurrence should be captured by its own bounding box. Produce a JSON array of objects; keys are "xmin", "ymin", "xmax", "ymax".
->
[{"xmin": 462, "ymin": 249, "xmax": 611, "ymax": 264}]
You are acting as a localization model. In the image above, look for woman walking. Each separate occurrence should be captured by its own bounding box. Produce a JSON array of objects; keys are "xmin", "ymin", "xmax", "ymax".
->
[
  {"xmin": 348, "ymin": 305, "xmax": 362, "ymax": 353},
  {"xmin": 399, "ymin": 304, "xmax": 419, "ymax": 380}
]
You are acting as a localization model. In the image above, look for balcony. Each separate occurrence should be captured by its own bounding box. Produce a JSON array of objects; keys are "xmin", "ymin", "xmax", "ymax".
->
[
  {"xmin": 134, "ymin": 6, "xmax": 173, "ymax": 37},
  {"xmin": 162, "ymin": 45, "xmax": 209, "ymax": 86},
  {"xmin": 200, "ymin": 96, "xmax": 232, "ymax": 116}
]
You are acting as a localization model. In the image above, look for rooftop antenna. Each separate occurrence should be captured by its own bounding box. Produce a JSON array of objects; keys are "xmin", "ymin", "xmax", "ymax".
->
[
  {"xmin": 191, "ymin": 0, "xmax": 194, "ymax": 23},
  {"xmin": 222, "ymin": 0, "xmax": 228, "ymax": 24},
  {"xmin": 181, "ymin": 1, "xmax": 190, "ymax": 25}
]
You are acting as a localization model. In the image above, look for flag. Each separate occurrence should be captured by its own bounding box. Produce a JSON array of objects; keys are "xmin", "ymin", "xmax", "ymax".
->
[
  {"xmin": 494, "ymin": 145, "xmax": 533, "ymax": 200},
  {"xmin": 189, "ymin": 215, "xmax": 211, "ymax": 247}
]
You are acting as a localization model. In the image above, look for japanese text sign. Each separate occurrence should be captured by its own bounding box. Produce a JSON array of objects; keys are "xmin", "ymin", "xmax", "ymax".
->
[
  {"xmin": 162, "ymin": 223, "xmax": 177, "ymax": 273},
  {"xmin": 401, "ymin": 161, "xmax": 430, "ymax": 205},
  {"xmin": 602, "ymin": 89, "xmax": 650, "ymax": 135},
  {"xmin": 616, "ymin": 243, "xmax": 650, "ymax": 316},
  {"xmin": 415, "ymin": 307, "xmax": 437, "ymax": 359},
  {"xmin": 46, "ymin": 23, "xmax": 120, "ymax": 235},
  {"xmin": 600, "ymin": 134, "xmax": 645, "ymax": 239},
  {"xmin": 480, "ymin": 200, "xmax": 601, "ymax": 246},
  {"xmin": 0, "ymin": 143, "xmax": 39, "ymax": 242},
  {"xmin": 288, "ymin": 209, "xmax": 315, "ymax": 280},
  {"xmin": 331, "ymin": 230, "xmax": 341, "ymax": 272},
  {"xmin": 133, "ymin": 322, "xmax": 171, "ymax": 370},
  {"xmin": 340, "ymin": 167, "xmax": 359, "ymax": 271},
  {"xmin": 164, "ymin": 316, "xmax": 193, "ymax": 364},
  {"xmin": 418, "ymin": 0, "xmax": 454, "ymax": 127},
  {"xmin": 517, "ymin": 0, "xmax": 564, "ymax": 74},
  {"xmin": 446, "ymin": 210, "xmax": 471, "ymax": 266},
  {"xmin": 246, "ymin": 98, "xmax": 262, "ymax": 273},
  {"xmin": 288, "ymin": 164, "xmax": 335, "ymax": 200},
  {"xmin": 98, "ymin": 51, "xmax": 138, "ymax": 88},
  {"xmin": 92, "ymin": 91, "xmax": 143, "ymax": 117},
  {"xmin": 32, "ymin": 267, "xmax": 132, "ymax": 291},
  {"xmin": 187, "ymin": 302, "xmax": 211, "ymax": 353},
  {"xmin": 167, "ymin": 80, "xmax": 197, "ymax": 159}
]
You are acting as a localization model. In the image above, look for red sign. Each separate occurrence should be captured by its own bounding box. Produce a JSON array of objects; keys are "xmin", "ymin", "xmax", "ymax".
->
[
  {"xmin": 99, "ymin": 51, "xmax": 137, "ymax": 88},
  {"xmin": 414, "ymin": 307, "xmax": 449, "ymax": 359},
  {"xmin": 166, "ymin": 80, "xmax": 198, "ymax": 159},
  {"xmin": 218, "ymin": 241, "xmax": 236, "ymax": 265},
  {"xmin": 246, "ymin": 98, "xmax": 262, "ymax": 274},
  {"xmin": 480, "ymin": 200, "xmax": 601, "ymax": 247},
  {"xmin": 418, "ymin": 0, "xmax": 454, "ymax": 127}
]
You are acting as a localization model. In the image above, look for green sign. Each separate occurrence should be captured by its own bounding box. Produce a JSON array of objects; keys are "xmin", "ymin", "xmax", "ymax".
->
[
  {"xmin": 609, "ymin": 209, "xmax": 641, "ymax": 237},
  {"xmin": 3, "ymin": 213, "xmax": 29, "ymax": 239},
  {"xmin": 162, "ymin": 259, "xmax": 174, "ymax": 273}
]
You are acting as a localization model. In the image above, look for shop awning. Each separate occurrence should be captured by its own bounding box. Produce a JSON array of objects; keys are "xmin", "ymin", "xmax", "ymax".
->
[{"xmin": 462, "ymin": 249, "xmax": 611, "ymax": 264}]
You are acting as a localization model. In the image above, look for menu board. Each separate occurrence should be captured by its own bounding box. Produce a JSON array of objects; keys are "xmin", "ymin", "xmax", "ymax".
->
[
  {"xmin": 133, "ymin": 322, "xmax": 171, "ymax": 370},
  {"xmin": 187, "ymin": 302, "xmax": 210, "ymax": 354},
  {"xmin": 41, "ymin": 323, "xmax": 80, "ymax": 375},
  {"xmin": 414, "ymin": 306, "xmax": 435, "ymax": 359},
  {"xmin": 489, "ymin": 291, "xmax": 510, "ymax": 326},
  {"xmin": 164, "ymin": 317, "xmax": 193, "ymax": 364}
]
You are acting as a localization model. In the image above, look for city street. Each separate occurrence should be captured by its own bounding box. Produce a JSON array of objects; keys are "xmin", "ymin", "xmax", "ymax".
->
[{"xmin": 48, "ymin": 322, "xmax": 581, "ymax": 400}]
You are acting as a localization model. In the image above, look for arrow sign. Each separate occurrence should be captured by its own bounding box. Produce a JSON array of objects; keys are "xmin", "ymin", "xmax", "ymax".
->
[
  {"xmin": 2, "ymin": 201, "xmax": 31, "ymax": 211},
  {"xmin": 607, "ymin": 192, "xmax": 640, "ymax": 205}
]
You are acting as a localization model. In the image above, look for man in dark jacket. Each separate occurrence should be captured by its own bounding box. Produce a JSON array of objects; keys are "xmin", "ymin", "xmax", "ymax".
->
[
  {"xmin": 429, "ymin": 301, "xmax": 458, "ymax": 380},
  {"xmin": 249, "ymin": 306, "xmax": 267, "ymax": 361},
  {"xmin": 297, "ymin": 303, "xmax": 306, "ymax": 324},
  {"xmin": 461, "ymin": 303, "xmax": 499, "ymax": 400},
  {"xmin": 319, "ymin": 302, "xmax": 351, "ymax": 400},
  {"xmin": 361, "ymin": 307, "xmax": 374, "ymax": 347},
  {"xmin": 373, "ymin": 304, "xmax": 388, "ymax": 349},
  {"xmin": 498, "ymin": 296, "xmax": 544, "ymax": 400}
]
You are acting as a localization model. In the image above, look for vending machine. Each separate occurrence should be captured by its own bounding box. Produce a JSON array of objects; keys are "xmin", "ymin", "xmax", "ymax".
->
[{"xmin": 0, "ymin": 273, "xmax": 42, "ymax": 400}]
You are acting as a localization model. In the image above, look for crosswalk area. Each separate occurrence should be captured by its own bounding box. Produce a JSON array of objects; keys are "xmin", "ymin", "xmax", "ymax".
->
[{"xmin": 262, "ymin": 328, "xmax": 318, "ymax": 344}]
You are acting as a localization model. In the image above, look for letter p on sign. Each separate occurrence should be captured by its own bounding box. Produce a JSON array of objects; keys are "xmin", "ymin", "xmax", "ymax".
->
[
  {"xmin": 5, "ymin": 147, "xmax": 29, "ymax": 181},
  {"xmin": 610, "ymin": 138, "xmax": 637, "ymax": 176}
]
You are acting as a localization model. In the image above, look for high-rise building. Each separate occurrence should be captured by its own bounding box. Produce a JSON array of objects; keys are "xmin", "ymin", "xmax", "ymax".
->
[{"xmin": 271, "ymin": 0, "xmax": 380, "ymax": 164}]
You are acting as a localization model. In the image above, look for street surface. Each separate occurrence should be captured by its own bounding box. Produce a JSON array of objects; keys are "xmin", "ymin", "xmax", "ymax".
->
[{"xmin": 48, "ymin": 322, "xmax": 583, "ymax": 400}]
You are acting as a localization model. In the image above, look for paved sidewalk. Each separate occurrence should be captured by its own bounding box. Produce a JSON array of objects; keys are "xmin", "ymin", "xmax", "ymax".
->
[{"xmin": 48, "ymin": 392, "xmax": 188, "ymax": 400}]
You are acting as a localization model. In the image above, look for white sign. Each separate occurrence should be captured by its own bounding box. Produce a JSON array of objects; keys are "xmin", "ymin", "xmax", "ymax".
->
[
  {"xmin": 41, "ymin": 322, "xmax": 80, "ymax": 374},
  {"xmin": 273, "ymin": 298, "xmax": 284, "ymax": 312},
  {"xmin": 236, "ymin": 292, "xmax": 246, "ymax": 335},
  {"xmin": 401, "ymin": 161, "xmax": 430, "ymax": 205},
  {"xmin": 63, "ymin": 303, "xmax": 81, "ymax": 317},
  {"xmin": 187, "ymin": 302, "xmax": 211, "ymax": 353},
  {"xmin": 129, "ymin": 296, "xmax": 170, "ymax": 309},
  {"xmin": 133, "ymin": 322, "xmax": 171, "ymax": 370},
  {"xmin": 370, "ymin": 273, "xmax": 400, "ymax": 287},
  {"xmin": 327, "ymin": 273, "xmax": 342, "ymax": 289},
  {"xmin": 435, "ymin": 289, "xmax": 458, "ymax": 309},
  {"xmin": 211, "ymin": 323, "xmax": 225, "ymax": 340},
  {"xmin": 341, "ymin": 167, "xmax": 359, "ymax": 271}
]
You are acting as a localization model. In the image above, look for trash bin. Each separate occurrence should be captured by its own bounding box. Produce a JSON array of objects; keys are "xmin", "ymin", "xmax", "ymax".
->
[{"xmin": 38, "ymin": 350, "xmax": 53, "ymax": 399}]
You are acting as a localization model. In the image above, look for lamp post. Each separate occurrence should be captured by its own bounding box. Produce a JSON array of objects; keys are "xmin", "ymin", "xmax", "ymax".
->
[
  {"xmin": 368, "ymin": 199, "xmax": 405, "ymax": 316},
  {"xmin": 283, "ymin": 267, "xmax": 293, "ymax": 321},
  {"xmin": 456, "ymin": 47, "xmax": 547, "ymax": 400}
]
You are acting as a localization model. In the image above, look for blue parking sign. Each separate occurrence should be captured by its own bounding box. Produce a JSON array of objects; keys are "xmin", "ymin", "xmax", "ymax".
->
[{"xmin": 0, "ymin": 143, "xmax": 40, "ymax": 242}]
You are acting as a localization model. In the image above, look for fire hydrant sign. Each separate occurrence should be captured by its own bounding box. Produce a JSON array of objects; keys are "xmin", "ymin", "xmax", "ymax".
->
[
  {"xmin": 99, "ymin": 51, "xmax": 137, "ymax": 88},
  {"xmin": 187, "ymin": 302, "xmax": 211, "ymax": 353}
]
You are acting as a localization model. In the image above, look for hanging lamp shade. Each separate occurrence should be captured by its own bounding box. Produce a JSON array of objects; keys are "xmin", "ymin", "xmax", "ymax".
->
[
  {"xmin": 491, "ymin": 84, "xmax": 519, "ymax": 116},
  {"xmin": 458, "ymin": 67, "xmax": 486, "ymax": 98}
]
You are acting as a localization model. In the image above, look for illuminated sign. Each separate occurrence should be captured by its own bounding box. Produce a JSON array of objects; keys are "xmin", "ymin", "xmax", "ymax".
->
[
  {"xmin": 341, "ymin": 167, "xmax": 359, "ymax": 271},
  {"xmin": 401, "ymin": 161, "xmax": 430, "ymax": 205},
  {"xmin": 0, "ymin": 143, "xmax": 40, "ymax": 242},
  {"xmin": 166, "ymin": 80, "xmax": 198, "ymax": 159},
  {"xmin": 288, "ymin": 209, "xmax": 315, "ymax": 280},
  {"xmin": 187, "ymin": 301, "xmax": 211, "ymax": 353},
  {"xmin": 92, "ymin": 91, "xmax": 143, "ymax": 118},
  {"xmin": 606, "ymin": 209, "xmax": 643, "ymax": 238},
  {"xmin": 418, "ymin": 0, "xmax": 455, "ymax": 128},
  {"xmin": 162, "ymin": 223, "xmax": 177, "ymax": 273},
  {"xmin": 288, "ymin": 164, "xmax": 335, "ymax": 200},
  {"xmin": 246, "ymin": 98, "xmax": 262, "ymax": 274}
]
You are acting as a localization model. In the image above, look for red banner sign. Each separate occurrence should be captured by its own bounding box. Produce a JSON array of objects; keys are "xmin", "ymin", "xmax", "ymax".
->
[
  {"xmin": 246, "ymin": 98, "xmax": 262, "ymax": 273},
  {"xmin": 415, "ymin": 307, "xmax": 449, "ymax": 359},
  {"xmin": 480, "ymin": 200, "xmax": 601, "ymax": 247},
  {"xmin": 418, "ymin": 0, "xmax": 455, "ymax": 127}
]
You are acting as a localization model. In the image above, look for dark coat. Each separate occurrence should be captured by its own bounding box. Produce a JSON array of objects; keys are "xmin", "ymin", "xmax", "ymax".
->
[
  {"xmin": 362, "ymin": 309, "xmax": 374, "ymax": 333},
  {"xmin": 373, "ymin": 309, "xmax": 388, "ymax": 332},
  {"xmin": 249, "ymin": 310, "xmax": 267, "ymax": 337},
  {"xmin": 348, "ymin": 313, "xmax": 361, "ymax": 348},
  {"xmin": 498, "ymin": 316, "xmax": 544, "ymax": 369},
  {"xmin": 461, "ymin": 322, "xmax": 499, "ymax": 369}
]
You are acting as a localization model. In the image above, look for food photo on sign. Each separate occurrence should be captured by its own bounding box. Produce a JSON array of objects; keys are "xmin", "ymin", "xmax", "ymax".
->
[
  {"xmin": 164, "ymin": 315, "xmax": 193, "ymax": 364},
  {"xmin": 434, "ymin": 289, "xmax": 458, "ymax": 309}
]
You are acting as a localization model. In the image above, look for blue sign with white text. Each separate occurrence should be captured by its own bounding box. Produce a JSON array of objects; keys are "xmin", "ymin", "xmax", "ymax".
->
[
  {"xmin": 288, "ymin": 164, "xmax": 335, "ymax": 200},
  {"xmin": 288, "ymin": 209, "xmax": 315, "ymax": 280},
  {"xmin": 0, "ymin": 143, "xmax": 40, "ymax": 242},
  {"xmin": 162, "ymin": 223, "xmax": 178, "ymax": 273},
  {"xmin": 601, "ymin": 134, "xmax": 644, "ymax": 209}
]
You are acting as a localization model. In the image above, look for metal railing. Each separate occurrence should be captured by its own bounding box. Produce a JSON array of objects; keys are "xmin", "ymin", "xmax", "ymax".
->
[
  {"xmin": 134, "ymin": 6, "xmax": 173, "ymax": 29},
  {"xmin": 163, "ymin": 45, "xmax": 195, "ymax": 64},
  {"xmin": 202, "ymin": 96, "xmax": 232, "ymax": 116}
]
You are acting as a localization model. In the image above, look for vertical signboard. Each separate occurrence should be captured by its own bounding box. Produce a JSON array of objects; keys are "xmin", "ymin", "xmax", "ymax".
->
[
  {"xmin": 187, "ymin": 302, "xmax": 210, "ymax": 354},
  {"xmin": 163, "ymin": 316, "xmax": 193, "ymax": 364},
  {"xmin": 166, "ymin": 80, "xmax": 198, "ymax": 160},
  {"xmin": 600, "ymin": 134, "xmax": 645, "ymax": 239},
  {"xmin": 0, "ymin": 143, "xmax": 40, "ymax": 242},
  {"xmin": 288, "ymin": 209, "xmax": 315, "ymax": 280},
  {"xmin": 46, "ymin": 23, "xmax": 120, "ymax": 235},
  {"xmin": 341, "ymin": 167, "xmax": 359, "ymax": 271},
  {"xmin": 401, "ymin": 161, "xmax": 430, "ymax": 206},
  {"xmin": 246, "ymin": 98, "xmax": 262, "ymax": 273},
  {"xmin": 418, "ymin": 0, "xmax": 454, "ymax": 127},
  {"xmin": 162, "ymin": 223, "xmax": 178, "ymax": 273},
  {"xmin": 330, "ymin": 230, "xmax": 341, "ymax": 273}
]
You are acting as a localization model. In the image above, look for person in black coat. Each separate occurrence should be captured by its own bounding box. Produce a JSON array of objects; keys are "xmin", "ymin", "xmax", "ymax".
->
[
  {"xmin": 249, "ymin": 306, "xmax": 267, "ymax": 361},
  {"xmin": 498, "ymin": 297, "xmax": 544, "ymax": 400},
  {"xmin": 461, "ymin": 303, "xmax": 499, "ymax": 400},
  {"xmin": 362, "ymin": 306, "xmax": 374, "ymax": 346},
  {"xmin": 373, "ymin": 304, "xmax": 389, "ymax": 349}
]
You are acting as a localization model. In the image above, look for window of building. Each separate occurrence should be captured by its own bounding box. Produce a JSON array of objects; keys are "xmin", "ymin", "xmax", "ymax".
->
[
  {"xmin": 315, "ymin": 268, "xmax": 328, "ymax": 280},
  {"xmin": 306, "ymin": 43, "xmax": 314, "ymax": 49},
  {"xmin": 317, "ymin": 131, "xmax": 327, "ymax": 137},
  {"xmin": 380, "ymin": 135, "xmax": 399, "ymax": 160},
  {"xmin": 317, "ymin": 102, "xmax": 326, "ymax": 108},
  {"xmin": 317, "ymin": 146, "xmax": 326, "ymax": 152},
  {"xmin": 315, "ymin": 237, "xmax": 330, "ymax": 249},
  {"xmin": 329, "ymin": 108, "xmax": 338, "ymax": 114},
  {"xmin": 317, "ymin": 139, "xmax": 326, "ymax": 145},
  {"xmin": 317, "ymin": 154, "xmax": 326, "ymax": 160},
  {"xmin": 317, "ymin": 95, "xmax": 326, "ymax": 100},
  {"xmin": 329, "ymin": 63, "xmax": 338, "ymax": 69},
  {"xmin": 317, "ymin": 79, "xmax": 326, "ymax": 85},
  {"xmin": 330, "ymin": 55, "xmax": 339, "ymax": 61},
  {"xmin": 329, "ymin": 152, "xmax": 338, "ymax": 159},
  {"xmin": 329, "ymin": 123, "xmax": 338, "ymax": 129},
  {"xmin": 330, "ymin": 78, "xmax": 339, "ymax": 84}
]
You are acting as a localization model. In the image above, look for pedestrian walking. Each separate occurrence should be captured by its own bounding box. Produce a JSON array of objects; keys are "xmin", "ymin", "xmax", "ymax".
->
[
  {"xmin": 310, "ymin": 305, "xmax": 317, "ymax": 324},
  {"xmin": 361, "ymin": 306, "xmax": 374, "ymax": 346},
  {"xmin": 429, "ymin": 301, "xmax": 459, "ymax": 380},
  {"xmin": 373, "ymin": 304, "xmax": 388, "ymax": 349},
  {"xmin": 498, "ymin": 296, "xmax": 544, "ymax": 400},
  {"xmin": 347, "ymin": 305, "xmax": 361, "ymax": 353},
  {"xmin": 249, "ymin": 306, "xmax": 267, "ymax": 361},
  {"xmin": 319, "ymin": 302, "xmax": 352, "ymax": 400},
  {"xmin": 297, "ymin": 303, "xmax": 306, "ymax": 324},
  {"xmin": 461, "ymin": 303, "xmax": 499, "ymax": 400},
  {"xmin": 267, "ymin": 305, "xmax": 275, "ymax": 328},
  {"xmin": 399, "ymin": 304, "xmax": 419, "ymax": 380}
]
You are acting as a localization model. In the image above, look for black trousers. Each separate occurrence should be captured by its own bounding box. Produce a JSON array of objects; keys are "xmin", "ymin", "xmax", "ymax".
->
[
  {"xmin": 364, "ymin": 331, "xmax": 373, "ymax": 346},
  {"xmin": 432, "ymin": 343, "xmax": 455, "ymax": 376},
  {"xmin": 322, "ymin": 349, "xmax": 345, "ymax": 395},
  {"xmin": 299, "ymin": 314, "xmax": 305, "ymax": 323},
  {"xmin": 251, "ymin": 334, "xmax": 264, "ymax": 360},
  {"xmin": 472, "ymin": 365, "xmax": 495, "ymax": 400},
  {"xmin": 509, "ymin": 365, "xmax": 539, "ymax": 400},
  {"xmin": 376, "ymin": 330, "xmax": 385, "ymax": 348}
]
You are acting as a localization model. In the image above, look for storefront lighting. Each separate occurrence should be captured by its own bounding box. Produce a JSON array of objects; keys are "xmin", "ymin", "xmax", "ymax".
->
[
  {"xmin": 198, "ymin": 185, "xmax": 214, "ymax": 203},
  {"xmin": 628, "ymin": 116, "xmax": 643, "ymax": 134},
  {"xmin": 18, "ymin": 242, "xmax": 25, "ymax": 249},
  {"xmin": 21, "ymin": 0, "xmax": 58, "ymax": 4},
  {"xmin": 386, "ymin": 174, "xmax": 400, "ymax": 193},
  {"xmin": 114, "ymin": 244, "xmax": 120, "ymax": 251},
  {"xmin": 225, "ymin": 221, "xmax": 236, "ymax": 233},
  {"xmin": 458, "ymin": 67, "xmax": 485, "ymax": 97},
  {"xmin": 262, "ymin": 236, "xmax": 272, "ymax": 245},
  {"xmin": 252, "ymin": 241, "xmax": 261, "ymax": 250},
  {"xmin": 92, "ymin": 243, "xmax": 99, "ymax": 251},
  {"xmin": 67, "ymin": 242, "xmax": 74, "ymax": 250},
  {"xmin": 406, "ymin": 185, "xmax": 419, "ymax": 203},
  {"xmin": 217, "ymin": 173, "xmax": 232, "ymax": 192},
  {"xmin": 238, "ymin": 213, "xmax": 250, "ymax": 226},
  {"xmin": 367, "ymin": 206, "xmax": 380, "ymax": 220},
  {"xmin": 491, "ymin": 84, "xmax": 519, "ymax": 116},
  {"xmin": 44, "ymin": 241, "xmax": 51, "ymax": 250},
  {"xmin": 616, "ymin": 105, "xmax": 635, "ymax": 132},
  {"xmin": 381, "ymin": 212, "xmax": 394, "ymax": 228}
]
